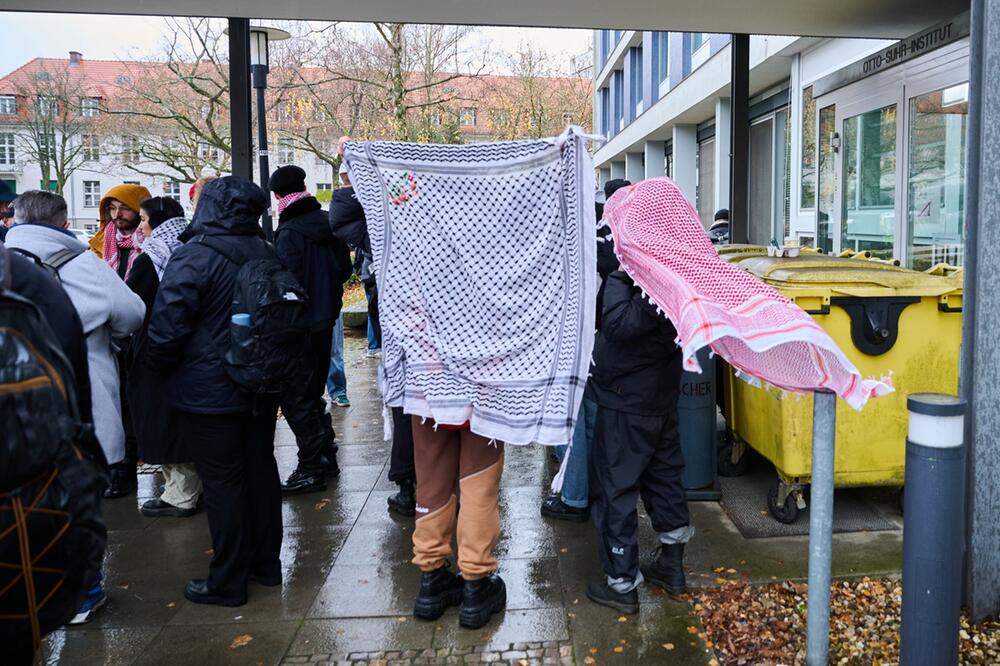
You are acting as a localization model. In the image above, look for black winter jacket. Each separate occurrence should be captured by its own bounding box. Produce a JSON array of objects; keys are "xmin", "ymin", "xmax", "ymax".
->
[
  {"xmin": 146, "ymin": 177, "xmax": 274, "ymax": 415},
  {"xmin": 587, "ymin": 271, "xmax": 682, "ymax": 416},
  {"xmin": 275, "ymin": 197, "xmax": 352, "ymax": 331},
  {"xmin": 328, "ymin": 186, "xmax": 369, "ymax": 255}
]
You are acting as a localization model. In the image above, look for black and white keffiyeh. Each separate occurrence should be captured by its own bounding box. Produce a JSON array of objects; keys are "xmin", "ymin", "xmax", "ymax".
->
[
  {"xmin": 344, "ymin": 127, "xmax": 597, "ymax": 447},
  {"xmin": 140, "ymin": 216, "xmax": 188, "ymax": 278}
]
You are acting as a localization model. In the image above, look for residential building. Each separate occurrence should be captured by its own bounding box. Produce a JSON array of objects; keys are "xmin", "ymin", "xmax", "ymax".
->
[
  {"xmin": 0, "ymin": 53, "xmax": 591, "ymax": 231},
  {"xmin": 593, "ymin": 16, "xmax": 969, "ymax": 270}
]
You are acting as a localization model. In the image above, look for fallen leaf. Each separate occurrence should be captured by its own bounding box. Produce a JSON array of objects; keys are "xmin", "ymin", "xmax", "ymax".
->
[
  {"xmin": 166, "ymin": 602, "xmax": 176, "ymax": 608},
  {"xmin": 613, "ymin": 646, "xmax": 624, "ymax": 653},
  {"xmin": 314, "ymin": 498, "xmax": 331, "ymax": 511},
  {"xmin": 687, "ymin": 626, "xmax": 699, "ymax": 635},
  {"xmin": 518, "ymin": 661, "xmax": 529, "ymax": 666},
  {"xmin": 229, "ymin": 634, "xmax": 253, "ymax": 649},
  {"xmin": 715, "ymin": 577, "xmax": 728, "ymax": 585},
  {"xmin": 204, "ymin": 548, "xmax": 214, "ymax": 556},
  {"xmin": 567, "ymin": 612, "xmax": 576, "ymax": 619},
  {"xmin": 559, "ymin": 547, "xmax": 568, "ymax": 554},
  {"xmin": 583, "ymin": 657, "xmax": 595, "ymax": 665},
  {"xmin": 589, "ymin": 648, "xmax": 598, "ymax": 654},
  {"xmin": 662, "ymin": 643, "xmax": 675, "ymax": 651},
  {"xmin": 116, "ymin": 582, "xmax": 129, "ymax": 590},
  {"xmin": 726, "ymin": 568, "xmax": 737, "ymax": 574},
  {"xmin": 397, "ymin": 616, "xmax": 407, "ymax": 623},
  {"xmin": 335, "ymin": 627, "xmax": 345, "ymax": 635},
  {"xmin": 617, "ymin": 616, "xmax": 627, "ymax": 623}
]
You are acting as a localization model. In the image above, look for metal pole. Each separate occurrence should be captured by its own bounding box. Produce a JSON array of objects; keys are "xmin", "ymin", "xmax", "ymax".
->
[
  {"xmin": 901, "ymin": 394, "xmax": 966, "ymax": 666},
  {"xmin": 227, "ymin": 18, "xmax": 253, "ymax": 181},
  {"xmin": 806, "ymin": 390, "xmax": 836, "ymax": 666},
  {"xmin": 729, "ymin": 34, "xmax": 750, "ymax": 245},
  {"xmin": 252, "ymin": 64, "xmax": 273, "ymax": 242}
]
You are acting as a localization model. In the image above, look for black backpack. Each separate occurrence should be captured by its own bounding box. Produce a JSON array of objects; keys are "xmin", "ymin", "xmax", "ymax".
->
[
  {"xmin": 197, "ymin": 235, "xmax": 310, "ymax": 394},
  {"xmin": 0, "ymin": 243, "xmax": 106, "ymax": 657}
]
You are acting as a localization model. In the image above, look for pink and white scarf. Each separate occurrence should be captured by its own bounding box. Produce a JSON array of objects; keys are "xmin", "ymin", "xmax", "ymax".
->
[
  {"xmin": 102, "ymin": 224, "xmax": 143, "ymax": 279},
  {"xmin": 276, "ymin": 190, "xmax": 312, "ymax": 216},
  {"xmin": 603, "ymin": 177, "xmax": 893, "ymax": 410}
]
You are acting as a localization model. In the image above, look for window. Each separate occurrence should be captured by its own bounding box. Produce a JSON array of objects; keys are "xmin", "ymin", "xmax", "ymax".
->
[
  {"xmin": 841, "ymin": 103, "xmax": 897, "ymax": 260},
  {"xmin": 82, "ymin": 134, "xmax": 100, "ymax": 161},
  {"xmin": 351, "ymin": 102, "xmax": 362, "ymax": 123},
  {"xmin": 459, "ymin": 108, "xmax": 477, "ymax": 127},
  {"xmin": 0, "ymin": 96, "xmax": 15, "ymax": 115},
  {"xmin": 275, "ymin": 103, "xmax": 294, "ymax": 123},
  {"xmin": 38, "ymin": 133, "xmax": 56, "ymax": 160},
  {"xmin": 274, "ymin": 143, "xmax": 294, "ymax": 163},
  {"xmin": 83, "ymin": 181, "xmax": 101, "ymax": 207},
  {"xmin": 599, "ymin": 30, "xmax": 611, "ymax": 67},
  {"xmin": 122, "ymin": 136, "xmax": 140, "ymax": 163},
  {"xmin": 613, "ymin": 70, "xmax": 624, "ymax": 133},
  {"xmin": 561, "ymin": 112, "xmax": 574, "ymax": 126},
  {"xmin": 114, "ymin": 74, "xmax": 131, "ymax": 86},
  {"xmin": 316, "ymin": 183, "xmax": 332, "ymax": 193},
  {"xmin": 163, "ymin": 180, "xmax": 181, "ymax": 202},
  {"xmin": 907, "ymin": 83, "xmax": 969, "ymax": 270},
  {"xmin": 123, "ymin": 180, "xmax": 140, "ymax": 185},
  {"xmin": 430, "ymin": 110, "xmax": 443, "ymax": 127},
  {"xmin": 628, "ymin": 47, "xmax": 643, "ymax": 119},
  {"xmin": 198, "ymin": 141, "xmax": 222, "ymax": 162},
  {"xmin": 697, "ymin": 139, "xmax": 715, "ymax": 229},
  {"xmin": 690, "ymin": 33, "xmax": 709, "ymax": 53},
  {"xmin": 38, "ymin": 96, "xmax": 59, "ymax": 117},
  {"xmin": 816, "ymin": 104, "xmax": 837, "ymax": 253},
  {"xmin": 313, "ymin": 107, "xmax": 329, "ymax": 122},
  {"xmin": 653, "ymin": 32, "xmax": 669, "ymax": 94},
  {"xmin": 0, "ymin": 133, "xmax": 14, "ymax": 165},
  {"xmin": 600, "ymin": 88, "xmax": 610, "ymax": 138},
  {"xmin": 800, "ymin": 86, "xmax": 817, "ymax": 209},
  {"xmin": 80, "ymin": 97, "xmax": 100, "ymax": 117}
]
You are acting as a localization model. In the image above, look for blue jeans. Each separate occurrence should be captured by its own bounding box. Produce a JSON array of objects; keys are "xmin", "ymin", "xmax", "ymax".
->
[
  {"xmin": 365, "ymin": 289, "xmax": 379, "ymax": 351},
  {"xmin": 559, "ymin": 396, "xmax": 597, "ymax": 508},
  {"xmin": 326, "ymin": 315, "xmax": 347, "ymax": 399}
]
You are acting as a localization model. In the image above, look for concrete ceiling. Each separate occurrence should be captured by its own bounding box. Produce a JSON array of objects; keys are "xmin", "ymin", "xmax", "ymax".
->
[{"xmin": 3, "ymin": 0, "xmax": 970, "ymax": 39}]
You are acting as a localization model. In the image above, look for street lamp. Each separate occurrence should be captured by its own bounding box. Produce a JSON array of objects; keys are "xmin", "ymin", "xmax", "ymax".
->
[{"xmin": 248, "ymin": 25, "xmax": 289, "ymax": 241}]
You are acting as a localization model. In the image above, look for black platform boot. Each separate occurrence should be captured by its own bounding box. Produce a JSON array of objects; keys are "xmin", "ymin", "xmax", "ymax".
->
[
  {"xmin": 413, "ymin": 563, "xmax": 464, "ymax": 620},
  {"xmin": 459, "ymin": 573, "xmax": 506, "ymax": 629}
]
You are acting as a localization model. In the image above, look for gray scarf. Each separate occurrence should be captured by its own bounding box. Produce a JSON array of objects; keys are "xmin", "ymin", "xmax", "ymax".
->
[{"xmin": 140, "ymin": 216, "xmax": 188, "ymax": 278}]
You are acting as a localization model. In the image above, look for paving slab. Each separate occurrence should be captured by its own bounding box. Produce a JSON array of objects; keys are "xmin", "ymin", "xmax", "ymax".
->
[{"xmin": 133, "ymin": 620, "xmax": 301, "ymax": 665}]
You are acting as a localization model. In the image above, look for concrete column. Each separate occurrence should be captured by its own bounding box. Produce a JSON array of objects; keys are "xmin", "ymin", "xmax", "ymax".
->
[
  {"xmin": 672, "ymin": 124, "xmax": 698, "ymax": 203},
  {"xmin": 598, "ymin": 167, "xmax": 612, "ymax": 189},
  {"xmin": 714, "ymin": 98, "xmax": 732, "ymax": 212},
  {"xmin": 961, "ymin": 0, "xmax": 1000, "ymax": 622},
  {"xmin": 610, "ymin": 161, "xmax": 626, "ymax": 179},
  {"xmin": 625, "ymin": 152, "xmax": 644, "ymax": 182},
  {"xmin": 644, "ymin": 141, "xmax": 666, "ymax": 179}
]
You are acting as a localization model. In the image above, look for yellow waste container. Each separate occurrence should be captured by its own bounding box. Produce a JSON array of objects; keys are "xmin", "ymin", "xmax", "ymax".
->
[{"xmin": 718, "ymin": 253, "xmax": 963, "ymax": 522}]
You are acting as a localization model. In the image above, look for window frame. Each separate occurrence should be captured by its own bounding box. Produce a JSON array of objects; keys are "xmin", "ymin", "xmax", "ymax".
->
[
  {"xmin": 83, "ymin": 180, "xmax": 101, "ymax": 208},
  {"xmin": 0, "ymin": 133, "xmax": 15, "ymax": 166},
  {"xmin": 459, "ymin": 107, "xmax": 477, "ymax": 127},
  {"xmin": 0, "ymin": 95, "xmax": 16, "ymax": 116}
]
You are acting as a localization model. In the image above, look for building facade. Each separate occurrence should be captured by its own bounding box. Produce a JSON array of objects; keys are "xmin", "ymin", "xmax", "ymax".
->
[
  {"xmin": 0, "ymin": 54, "xmax": 590, "ymax": 232},
  {"xmin": 592, "ymin": 16, "xmax": 969, "ymax": 271}
]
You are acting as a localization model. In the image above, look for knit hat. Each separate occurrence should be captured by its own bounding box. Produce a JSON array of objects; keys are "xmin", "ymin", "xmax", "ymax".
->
[
  {"xmin": 268, "ymin": 165, "xmax": 307, "ymax": 197},
  {"xmin": 90, "ymin": 183, "xmax": 152, "ymax": 256}
]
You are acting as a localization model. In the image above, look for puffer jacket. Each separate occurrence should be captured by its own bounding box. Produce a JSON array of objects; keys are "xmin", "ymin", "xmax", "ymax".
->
[{"xmin": 145, "ymin": 176, "xmax": 274, "ymax": 414}]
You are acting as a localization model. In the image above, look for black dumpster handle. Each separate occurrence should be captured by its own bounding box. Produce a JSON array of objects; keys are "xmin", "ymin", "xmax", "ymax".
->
[
  {"xmin": 801, "ymin": 303, "xmax": 831, "ymax": 315},
  {"xmin": 938, "ymin": 301, "xmax": 963, "ymax": 313}
]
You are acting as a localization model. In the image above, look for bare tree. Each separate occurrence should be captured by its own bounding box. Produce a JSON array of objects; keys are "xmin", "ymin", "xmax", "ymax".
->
[
  {"xmin": 11, "ymin": 61, "xmax": 95, "ymax": 194},
  {"xmin": 485, "ymin": 44, "xmax": 593, "ymax": 140}
]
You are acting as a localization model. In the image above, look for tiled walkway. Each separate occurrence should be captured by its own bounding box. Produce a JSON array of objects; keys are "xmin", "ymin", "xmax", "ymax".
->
[{"xmin": 39, "ymin": 330, "xmax": 902, "ymax": 665}]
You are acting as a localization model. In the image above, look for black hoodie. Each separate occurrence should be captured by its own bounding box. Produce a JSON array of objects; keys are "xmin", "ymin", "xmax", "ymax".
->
[
  {"xmin": 146, "ymin": 176, "xmax": 274, "ymax": 414},
  {"xmin": 274, "ymin": 196, "xmax": 352, "ymax": 330}
]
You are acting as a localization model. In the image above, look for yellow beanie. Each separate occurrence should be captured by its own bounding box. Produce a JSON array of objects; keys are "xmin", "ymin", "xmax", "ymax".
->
[{"xmin": 90, "ymin": 184, "xmax": 152, "ymax": 257}]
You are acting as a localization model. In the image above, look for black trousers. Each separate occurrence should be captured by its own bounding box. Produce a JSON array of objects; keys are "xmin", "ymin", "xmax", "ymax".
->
[
  {"xmin": 178, "ymin": 402, "xmax": 281, "ymax": 598},
  {"xmin": 365, "ymin": 281, "xmax": 382, "ymax": 347},
  {"xmin": 589, "ymin": 405, "xmax": 689, "ymax": 581},
  {"xmin": 388, "ymin": 406, "xmax": 415, "ymax": 484},
  {"xmin": 281, "ymin": 327, "xmax": 337, "ymax": 474}
]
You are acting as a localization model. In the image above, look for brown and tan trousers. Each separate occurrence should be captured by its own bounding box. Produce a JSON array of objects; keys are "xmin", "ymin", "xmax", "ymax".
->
[{"xmin": 410, "ymin": 417, "xmax": 504, "ymax": 580}]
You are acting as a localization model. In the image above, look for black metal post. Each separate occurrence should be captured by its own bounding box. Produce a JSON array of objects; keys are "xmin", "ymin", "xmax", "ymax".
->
[
  {"xmin": 729, "ymin": 34, "xmax": 750, "ymax": 245},
  {"xmin": 227, "ymin": 18, "xmax": 253, "ymax": 181},
  {"xmin": 252, "ymin": 64, "xmax": 273, "ymax": 241}
]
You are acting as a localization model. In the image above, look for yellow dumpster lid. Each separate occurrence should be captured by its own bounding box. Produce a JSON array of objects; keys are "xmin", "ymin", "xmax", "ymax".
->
[{"xmin": 734, "ymin": 255, "xmax": 961, "ymax": 297}]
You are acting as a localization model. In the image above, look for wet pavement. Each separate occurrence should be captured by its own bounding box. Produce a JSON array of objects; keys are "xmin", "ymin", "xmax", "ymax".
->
[{"xmin": 39, "ymin": 330, "xmax": 903, "ymax": 665}]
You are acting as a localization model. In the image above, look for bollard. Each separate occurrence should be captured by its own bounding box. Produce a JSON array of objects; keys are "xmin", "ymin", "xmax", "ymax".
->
[
  {"xmin": 806, "ymin": 390, "xmax": 836, "ymax": 666},
  {"xmin": 900, "ymin": 394, "xmax": 966, "ymax": 666}
]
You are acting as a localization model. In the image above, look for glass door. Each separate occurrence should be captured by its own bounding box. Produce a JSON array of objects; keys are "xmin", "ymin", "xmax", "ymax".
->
[
  {"xmin": 905, "ymin": 82, "xmax": 969, "ymax": 270},
  {"xmin": 839, "ymin": 103, "xmax": 898, "ymax": 259}
]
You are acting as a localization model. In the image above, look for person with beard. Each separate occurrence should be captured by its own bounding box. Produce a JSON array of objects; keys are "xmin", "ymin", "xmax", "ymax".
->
[
  {"xmin": 268, "ymin": 165, "xmax": 353, "ymax": 495},
  {"xmin": 88, "ymin": 184, "xmax": 152, "ymax": 498}
]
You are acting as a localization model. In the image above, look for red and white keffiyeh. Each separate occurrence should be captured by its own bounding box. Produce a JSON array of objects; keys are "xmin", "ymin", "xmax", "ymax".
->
[{"xmin": 604, "ymin": 177, "xmax": 893, "ymax": 410}]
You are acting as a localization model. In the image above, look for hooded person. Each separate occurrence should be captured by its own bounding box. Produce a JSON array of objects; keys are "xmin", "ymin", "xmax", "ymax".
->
[
  {"xmin": 267, "ymin": 165, "xmax": 353, "ymax": 496},
  {"xmin": 89, "ymin": 184, "xmax": 152, "ymax": 280},
  {"xmin": 145, "ymin": 176, "xmax": 283, "ymax": 607}
]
